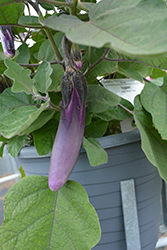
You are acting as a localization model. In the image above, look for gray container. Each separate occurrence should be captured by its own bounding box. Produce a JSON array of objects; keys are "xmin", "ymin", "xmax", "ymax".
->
[{"xmin": 17, "ymin": 130, "xmax": 162, "ymax": 250}]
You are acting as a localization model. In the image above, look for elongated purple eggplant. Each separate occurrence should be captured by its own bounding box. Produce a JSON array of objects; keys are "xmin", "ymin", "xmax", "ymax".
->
[
  {"xmin": 48, "ymin": 36, "xmax": 87, "ymax": 191},
  {"xmin": 0, "ymin": 26, "xmax": 15, "ymax": 58}
]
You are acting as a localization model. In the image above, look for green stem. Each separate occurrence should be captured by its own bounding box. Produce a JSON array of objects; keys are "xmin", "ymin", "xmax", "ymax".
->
[
  {"xmin": 84, "ymin": 48, "xmax": 110, "ymax": 76},
  {"xmin": 19, "ymin": 60, "xmax": 59, "ymax": 68},
  {"xmin": 36, "ymin": 0, "xmax": 70, "ymax": 7},
  {"xmin": 44, "ymin": 27, "xmax": 63, "ymax": 63},
  {"xmin": 70, "ymin": 0, "xmax": 78, "ymax": 15},
  {"xmin": 118, "ymin": 103, "xmax": 134, "ymax": 116}
]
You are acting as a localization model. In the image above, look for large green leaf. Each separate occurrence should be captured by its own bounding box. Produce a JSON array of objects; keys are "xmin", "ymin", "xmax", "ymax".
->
[
  {"xmin": 0, "ymin": 0, "xmax": 24, "ymax": 24},
  {"xmin": 43, "ymin": 0, "xmax": 167, "ymax": 57},
  {"xmin": 0, "ymin": 176, "xmax": 101, "ymax": 250},
  {"xmin": 134, "ymin": 95, "xmax": 167, "ymax": 182},
  {"xmin": 140, "ymin": 78, "xmax": 167, "ymax": 139},
  {"xmin": 4, "ymin": 59, "xmax": 34, "ymax": 94},
  {"xmin": 83, "ymin": 137, "xmax": 108, "ymax": 166},
  {"xmin": 86, "ymin": 84, "xmax": 120, "ymax": 113},
  {"xmin": 0, "ymin": 88, "xmax": 50, "ymax": 138},
  {"xmin": 34, "ymin": 61, "xmax": 53, "ymax": 93}
]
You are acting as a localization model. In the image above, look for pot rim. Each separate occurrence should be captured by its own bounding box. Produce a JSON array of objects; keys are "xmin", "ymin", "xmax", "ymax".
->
[{"xmin": 17, "ymin": 129, "xmax": 140, "ymax": 159}]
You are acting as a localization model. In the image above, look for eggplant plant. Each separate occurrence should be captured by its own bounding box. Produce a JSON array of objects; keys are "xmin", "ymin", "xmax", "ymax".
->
[{"xmin": 0, "ymin": 0, "xmax": 167, "ymax": 249}]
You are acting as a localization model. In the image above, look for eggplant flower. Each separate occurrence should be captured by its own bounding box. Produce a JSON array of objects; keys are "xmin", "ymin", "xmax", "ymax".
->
[
  {"xmin": 0, "ymin": 26, "xmax": 15, "ymax": 58},
  {"xmin": 49, "ymin": 36, "xmax": 87, "ymax": 192}
]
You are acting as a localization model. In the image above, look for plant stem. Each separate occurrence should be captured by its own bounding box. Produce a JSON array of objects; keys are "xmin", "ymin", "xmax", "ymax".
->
[
  {"xmin": 104, "ymin": 57, "xmax": 166, "ymax": 70},
  {"xmin": 19, "ymin": 60, "xmax": 59, "ymax": 68},
  {"xmin": 70, "ymin": 0, "xmax": 78, "ymax": 15},
  {"xmin": 118, "ymin": 103, "xmax": 134, "ymax": 116},
  {"xmin": 84, "ymin": 48, "xmax": 110, "ymax": 76},
  {"xmin": 44, "ymin": 27, "xmax": 63, "ymax": 63},
  {"xmin": 36, "ymin": 0, "xmax": 70, "ymax": 7}
]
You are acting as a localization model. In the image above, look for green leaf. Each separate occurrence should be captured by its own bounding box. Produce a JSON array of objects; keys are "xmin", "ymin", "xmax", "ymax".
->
[
  {"xmin": 0, "ymin": 88, "xmax": 34, "ymax": 120},
  {"xmin": 134, "ymin": 95, "xmax": 167, "ymax": 182},
  {"xmin": 37, "ymin": 32, "xmax": 64, "ymax": 61},
  {"xmin": 85, "ymin": 119, "xmax": 108, "ymax": 138},
  {"xmin": 43, "ymin": 0, "xmax": 167, "ymax": 57},
  {"xmin": 0, "ymin": 1, "xmax": 24, "ymax": 25},
  {"xmin": 39, "ymin": 2, "xmax": 54, "ymax": 10},
  {"xmin": 86, "ymin": 84, "xmax": 120, "ymax": 114},
  {"xmin": 0, "ymin": 176, "xmax": 101, "ymax": 250},
  {"xmin": 95, "ymin": 98, "xmax": 134, "ymax": 121},
  {"xmin": 0, "ymin": 142, "xmax": 5, "ymax": 158},
  {"xmin": 19, "ymin": 166, "xmax": 26, "ymax": 178},
  {"xmin": 21, "ymin": 110, "xmax": 55, "ymax": 135},
  {"xmin": 4, "ymin": 59, "xmax": 34, "ymax": 94},
  {"xmin": 140, "ymin": 78, "xmax": 167, "ymax": 139},
  {"xmin": 7, "ymin": 135, "xmax": 27, "ymax": 158},
  {"xmin": 150, "ymin": 68, "xmax": 166, "ymax": 79},
  {"xmin": 0, "ymin": 88, "xmax": 50, "ymax": 138},
  {"xmin": 34, "ymin": 61, "xmax": 53, "ymax": 93},
  {"xmin": 118, "ymin": 61, "xmax": 152, "ymax": 82},
  {"xmin": 83, "ymin": 47, "xmax": 118, "ymax": 83},
  {"xmin": 83, "ymin": 137, "xmax": 108, "ymax": 166},
  {"xmin": 48, "ymin": 64, "xmax": 64, "ymax": 92},
  {"xmin": 133, "ymin": 55, "xmax": 167, "ymax": 71},
  {"xmin": 16, "ymin": 43, "xmax": 30, "ymax": 64},
  {"xmin": 18, "ymin": 16, "xmax": 41, "ymax": 26},
  {"xmin": 33, "ymin": 118, "xmax": 59, "ymax": 155}
]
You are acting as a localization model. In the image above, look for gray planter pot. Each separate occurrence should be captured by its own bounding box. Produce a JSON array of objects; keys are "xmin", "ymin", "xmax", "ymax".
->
[{"xmin": 17, "ymin": 129, "xmax": 162, "ymax": 250}]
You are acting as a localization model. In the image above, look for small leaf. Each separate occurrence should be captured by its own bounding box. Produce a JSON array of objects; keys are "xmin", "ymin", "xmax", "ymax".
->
[
  {"xmin": 83, "ymin": 137, "xmax": 108, "ymax": 166},
  {"xmin": 7, "ymin": 135, "xmax": 27, "ymax": 158},
  {"xmin": 95, "ymin": 98, "xmax": 134, "ymax": 121},
  {"xmin": 34, "ymin": 61, "xmax": 53, "ymax": 93},
  {"xmin": 19, "ymin": 166, "xmax": 26, "ymax": 178},
  {"xmin": 48, "ymin": 64, "xmax": 64, "ymax": 92},
  {"xmin": 118, "ymin": 65, "xmax": 143, "ymax": 83},
  {"xmin": 16, "ymin": 43, "xmax": 30, "ymax": 64},
  {"xmin": 0, "ymin": 142, "xmax": 5, "ymax": 158},
  {"xmin": 37, "ymin": 32, "xmax": 63, "ymax": 61},
  {"xmin": 33, "ymin": 118, "xmax": 59, "ymax": 155},
  {"xmin": 0, "ymin": 176, "xmax": 101, "ymax": 250},
  {"xmin": 86, "ymin": 84, "xmax": 121, "ymax": 114},
  {"xmin": 18, "ymin": 16, "xmax": 41, "ymax": 26},
  {"xmin": 4, "ymin": 59, "xmax": 34, "ymax": 94},
  {"xmin": 85, "ymin": 119, "xmax": 108, "ymax": 138}
]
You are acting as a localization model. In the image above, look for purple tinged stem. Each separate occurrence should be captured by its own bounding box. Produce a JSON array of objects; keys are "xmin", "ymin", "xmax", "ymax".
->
[{"xmin": 49, "ymin": 87, "xmax": 86, "ymax": 191}]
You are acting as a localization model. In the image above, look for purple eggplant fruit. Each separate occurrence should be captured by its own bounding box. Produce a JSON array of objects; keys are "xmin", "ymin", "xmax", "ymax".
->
[
  {"xmin": 48, "ymin": 36, "xmax": 87, "ymax": 191},
  {"xmin": 0, "ymin": 26, "xmax": 15, "ymax": 58}
]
